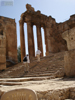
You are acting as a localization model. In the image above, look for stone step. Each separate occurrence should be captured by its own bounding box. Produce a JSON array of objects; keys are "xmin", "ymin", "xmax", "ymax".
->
[
  {"xmin": 0, "ymin": 76, "xmax": 55, "ymax": 83},
  {"xmin": 24, "ymin": 72, "xmax": 55, "ymax": 77},
  {"xmin": 0, "ymin": 82, "xmax": 22, "ymax": 86},
  {"xmin": 29, "ymin": 71, "xmax": 56, "ymax": 74},
  {"xmin": 30, "ymin": 67, "xmax": 63, "ymax": 71},
  {"xmin": 0, "ymin": 51, "xmax": 65, "ymax": 78},
  {"xmin": 29, "ymin": 69, "xmax": 64, "ymax": 74}
]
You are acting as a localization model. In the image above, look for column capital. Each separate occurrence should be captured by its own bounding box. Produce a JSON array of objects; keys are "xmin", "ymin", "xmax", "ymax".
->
[
  {"xmin": 19, "ymin": 20, "xmax": 24, "ymax": 25},
  {"xmin": 27, "ymin": 21, "xmax": 34, "ymax": 27}
]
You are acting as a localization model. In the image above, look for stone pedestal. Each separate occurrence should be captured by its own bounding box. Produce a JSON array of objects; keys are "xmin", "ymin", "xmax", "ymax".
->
[
  {"xmin": 19, "ymin": 20, "xmax": 25, "ymax": 62},
  {"xmin": 64, "ymin": 50, "xmax": 75, "ymax": 77}
]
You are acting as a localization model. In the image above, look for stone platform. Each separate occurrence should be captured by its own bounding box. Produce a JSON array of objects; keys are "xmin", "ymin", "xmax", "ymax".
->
[{"xmin": 0, "ymin": 77, "xmax": 75, "ymax": 100}]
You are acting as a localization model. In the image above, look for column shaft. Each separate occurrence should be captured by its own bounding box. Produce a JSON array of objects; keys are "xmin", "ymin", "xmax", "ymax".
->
[
  {"xmin": 36, "ymin": 24, "xmax": 43, "ymax": 56},
  {"xmin": 44, "ymin": 27, "xmax": 49, "ymax": 56},
  {"xmin": 19, "ymin": 20, "xmax": 26, "ymax": 62},
  {"xmin": 27, "ymin": 22, "xmax": 35, "ymax": 59}
]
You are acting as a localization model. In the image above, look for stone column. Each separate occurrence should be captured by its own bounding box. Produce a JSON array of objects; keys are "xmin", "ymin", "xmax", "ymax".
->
[
  {"xmin": 27, "ymin": 22, "xmax": 35, "ymax": 60},
  {"xmin": 19, "ymin": 20, "xmax": 26, "ymax": 62},
  {"xmin": 36, "ymin": 24, "xmax": 43, "ymax": 56},
  {"xmin": 43, "ymin": 27, "xmax": 49, "ymax": 56},
  {"xmin": 44, "ymin": 26, "xmax": 52, "ymax": 54}
]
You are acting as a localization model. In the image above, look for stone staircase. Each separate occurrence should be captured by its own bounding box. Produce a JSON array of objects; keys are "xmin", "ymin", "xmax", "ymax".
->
[
  {"xmin": 0, "ymin": 51, "xmax": 65, "ymax": 78},
  {"xmin": 0, "ymin": 51, "xmax": 75, "ymax": 100}
]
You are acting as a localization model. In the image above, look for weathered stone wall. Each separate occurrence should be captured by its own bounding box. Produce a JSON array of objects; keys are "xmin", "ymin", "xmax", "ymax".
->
[
  {"xmin": 0, "ymin": 25, "xmax": 6, "ymax": 70},
  {"xmin": 49, "ymin": 15, "xmax": 75, "ymax": 53},
  {"xmin": 62, "ymin": 27, "xmax": 75, "ymax": 77},
  {"xmin": 37, "ymin": 87, "xmax": 75, "ymax": 100},
  {"xmin": 0, "ymin": 16, "xmax": 17, "ymax": 69},
  {"xmin": 64, "ymin": 50, "xmax": 75, "ymax": 77},
  {"xmin": 37, "ymin": 88, "xmax": 70, "ymax": 100},
  {"xmin": 62, "ymin": 27, "xmax": 75, "ymax": 50}
]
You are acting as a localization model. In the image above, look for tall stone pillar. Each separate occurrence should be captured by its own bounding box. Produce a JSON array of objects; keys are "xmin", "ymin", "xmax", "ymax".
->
[
  {"xmin": 19, "ymin": 20, "xmax": 26, "ymax": 62},
  {"xmin": 36, "ymin": 24, "xmax": 43, "ymax": 56},
  {"xmin": 43, "ymin": 27, "xmax": 49, "ymax": 56},
  {"xmin": 27, "ymin": 22, "xmax": 35, "ymax": 60},
  {"xmin": 45, "ymin": 27, "xmax": 52, "ymax": 53}
]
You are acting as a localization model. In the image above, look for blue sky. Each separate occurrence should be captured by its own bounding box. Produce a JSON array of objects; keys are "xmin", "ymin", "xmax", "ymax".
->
[{"xmin": 0, "ymin": 0, "xmax": 75, "ymax": 55}]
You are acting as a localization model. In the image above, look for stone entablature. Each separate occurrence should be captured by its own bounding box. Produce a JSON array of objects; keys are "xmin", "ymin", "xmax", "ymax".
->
[{"xmin": 0, "ymin": 16, "xmax": 17, "ymax": 69}]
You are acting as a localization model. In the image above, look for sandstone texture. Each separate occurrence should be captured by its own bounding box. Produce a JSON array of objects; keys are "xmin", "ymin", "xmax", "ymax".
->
[
  {"xmin": 0, "ymin": 20, "xmax": 6, "ymax": 70},
  {"xmin": 0, "ymin": 16, "xmax": 17, "ymax": 69},
  {"xmin": 64, "ymin": 50, "xmax": 75, "ymax": 77},
  {"xmin": 62, "ymin": 27, "xmax": 75, "ymax": 77},
  {"xmin": 62, "ymin": 27, "xmax": 75, "ymax": 50}
]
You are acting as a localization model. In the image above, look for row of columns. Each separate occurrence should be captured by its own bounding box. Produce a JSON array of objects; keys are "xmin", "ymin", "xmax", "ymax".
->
[{"xmin": 19, "ymin": 20, "xmax": 49, "ymax": 62}]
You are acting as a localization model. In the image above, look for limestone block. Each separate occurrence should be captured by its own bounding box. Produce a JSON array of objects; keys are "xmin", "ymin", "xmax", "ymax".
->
[
  {"xmin": 64, "ymin": 49, "xmax": 75, "ymax": 77},
  {"xmin": 0, "ymin": 63, "xmax": 6, "ymax": 70},
  {"xmin": 5, "ymin": 24, "xmax": 17, "ymax": 62},
  {"xmin": 0, "ymin": 16, "xmax": 17, "ymax": 64},
  {"xmin": 0, "ymin": 55, "xmax": 6, "ymax": 63},
  {"xmin": 69, "ymin": 88, "xmax": 75, "ymax": 99},
  {"xmin": 0, "ymin": 39, "xmax": 6, "ymax": 48},
  {"xmin": 0, "ymin": 48, "xmax": 6, "ymax": 55}
]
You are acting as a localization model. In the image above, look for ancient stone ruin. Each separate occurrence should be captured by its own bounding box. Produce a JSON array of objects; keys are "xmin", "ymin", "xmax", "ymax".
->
[
  {"xmin": 0, "ymin": 3, "xmax": 75, "ymax": 100},
  {"xmin": 0, "ymin": 16, "xmax": 17, "ymax": 70},
  {"xmin": 19, "ymin": 4, "xmax": 75, "ymax": 62},
  {"xmin": 0, "ymin": 4, "xmax": 75, "ymax": 71}
]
